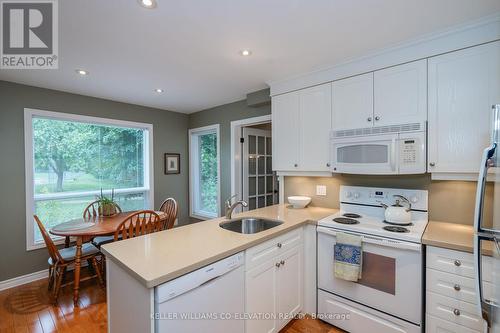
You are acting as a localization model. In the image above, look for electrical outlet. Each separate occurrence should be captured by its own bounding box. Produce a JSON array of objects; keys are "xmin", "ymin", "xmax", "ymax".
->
[{"xmin": 316, "ymin": 185, "xmax": 327, "ymax": 196}]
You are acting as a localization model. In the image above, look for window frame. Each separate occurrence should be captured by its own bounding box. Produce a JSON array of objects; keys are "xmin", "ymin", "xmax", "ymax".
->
[
  {"xmin": 24, "ymin": 108, "xmax": 154, "ymax": 251},
  {"xmin": 188, "ymin": 124, "xmax": 221, "ymax": 220}
]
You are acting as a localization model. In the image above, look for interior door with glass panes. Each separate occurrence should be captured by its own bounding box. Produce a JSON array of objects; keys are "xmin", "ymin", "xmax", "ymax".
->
[{"xmin": 242, "ymin": 127, "xmax": 278, "ymax": 211}]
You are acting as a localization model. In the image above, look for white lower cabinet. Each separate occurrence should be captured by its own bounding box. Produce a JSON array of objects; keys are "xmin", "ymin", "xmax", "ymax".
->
[
  {"xmin": 425, "ymin": 246, "xmax": 491, "ymax": 333},
  {"xmin": 245, "ymin": 229, "xmax": 304, "ymax": 333}
]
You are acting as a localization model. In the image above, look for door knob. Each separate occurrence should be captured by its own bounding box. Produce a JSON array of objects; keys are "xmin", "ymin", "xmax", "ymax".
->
[
  {"xmin": 294, "ymin": 164, "xmax": 298, "ymax": 168},
  {"xmin": 453, "ymin": 309, "xmax": 460, "ymax": 316},
  {"xmin": 367, "ymin": 117, "xmax": 372, "ymax": 122},
  {"xmin": 275, "ymin": 262, "xmax": 281, "ymax": 268},
  {"xmin": 326, "ymin": 163, "xmax": 331, "ymax": 167},
  {"xmin": 375, "ymin": 116, "xmax": 380, "ymax": 121},
  {"xmin": 454, "ymin": 284, "xmax": 461, "ymax": 291},
  {"xmin": 277, "ymin": 243, "xmax": 282, "ymax": 248},
  {"xmin": 280, "ymin": 260, "xmax": 285, "ymax": 266},
  {"xmin": 429, "ymin": 162, "xmax": 436, "ymax": 167},
  {"xmin": 454, "ymin": 260, "xmax": 461, "ymax": 267}
]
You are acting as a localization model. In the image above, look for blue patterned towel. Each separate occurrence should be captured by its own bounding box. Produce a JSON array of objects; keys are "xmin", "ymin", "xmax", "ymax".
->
[{"xmin": 334, "ymin": 232, "xmax": 362, "ymax": 281}]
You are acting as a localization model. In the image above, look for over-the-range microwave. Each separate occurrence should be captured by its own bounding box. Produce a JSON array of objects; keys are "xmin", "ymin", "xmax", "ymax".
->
[{"xmin": 330, "ymin": 123, "xmax": 426, "ymax": 175}]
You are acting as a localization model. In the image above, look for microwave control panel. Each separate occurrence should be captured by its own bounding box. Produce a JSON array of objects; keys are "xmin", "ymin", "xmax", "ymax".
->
[
  {"xmin": 398, "ymin": 132, "xmax": 426, "ymax": 174},
  {"xmin": 401, "ymin": 139, "xmax": 418, "ymax": 164}
]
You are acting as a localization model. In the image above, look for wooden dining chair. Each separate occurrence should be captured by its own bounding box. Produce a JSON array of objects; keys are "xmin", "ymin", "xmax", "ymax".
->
[
  {"xmin": 34, "ymin": 216, "xmax": 104, "ymax": 301},
  {"xmin": 114, "ymin": 210, "xmax": 162, "ymax": 241},
  {"xmin": 159, "ymin": 198, "xmax": 178, "ymax": 230}
]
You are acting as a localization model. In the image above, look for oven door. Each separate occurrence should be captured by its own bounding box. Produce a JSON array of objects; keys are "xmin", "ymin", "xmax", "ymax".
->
[
  {"xmin": 330, "ymin": 133, "xmax": 399, "ymax": 174},
  {"xmin": 317, "ymin": 226, "xmax": 423, "ymax": 324}
]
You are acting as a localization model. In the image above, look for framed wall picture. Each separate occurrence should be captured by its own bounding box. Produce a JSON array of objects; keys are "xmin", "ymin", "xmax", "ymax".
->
[{"xmin": 164, "ymin": 153, "xmax": 180, "ymax": 174}]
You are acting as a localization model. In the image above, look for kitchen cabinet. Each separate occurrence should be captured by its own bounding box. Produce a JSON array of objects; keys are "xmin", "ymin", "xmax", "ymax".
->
[
  {"xmin": 428, "ymin": 41, "xmax": 500, "ymax": 179},
  {"xmin": 245, "ymin": 258, "xmax": 278, "ymax": 333},
  {"xmin": 245, "ymin": 229, "xmax": 304, "ymax": 333},
  {"xmin": 374, "ymin": 59, "xmax": 427, "ymax": 126},
  {"xmin": 272, "ymin": 83, "xmax": 331, "ymax": 172},
  {"xmin": 276, "ymin": 246, "xmax": 303, "ymax": 330},
  {"xmin": 425, "ymin": 246, "xmax": 493, "ymax": 333},
  {"xmin": 332, "ymin": 60, "xmax": 427, "ymax": 131},
  {"xmin": 332, "ymin": 73, "xmax": 373, "ymax": 131},
  {"xmin": 272, "ymin": 92, "xmax": 300, "ymax": 171}
]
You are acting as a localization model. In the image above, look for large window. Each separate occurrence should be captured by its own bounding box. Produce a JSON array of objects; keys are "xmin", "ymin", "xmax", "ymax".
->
[
  {"xmin": 189, "ymin": 125, "xmax": 220, "ymax": 219},
  {"xmin": 25, "ymin": 109, "xmax": 153, "ymax": 250}
]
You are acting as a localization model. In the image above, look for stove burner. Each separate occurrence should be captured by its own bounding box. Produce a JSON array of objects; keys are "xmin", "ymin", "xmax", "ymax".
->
[
  {"xmin": 383, "ymin": 226, "xmax": 409, "ymax": 233},
  {"xmin": 343, "ymin": 213, "xmax": 362, "ymax": 218},
  {"xmin": 333, "ymin": 217, "xmax": 360, "ymax": 225},
  {"xmin": 383, "ymin": 220, "xmax": 413, "ymax": 226}
]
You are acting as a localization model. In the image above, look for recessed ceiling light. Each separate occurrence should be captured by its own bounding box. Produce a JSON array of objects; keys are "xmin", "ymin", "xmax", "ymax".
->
[
  {"xmin": 76, "ymin": 69, "xmax": 88, "ymax": 76},
  {"xmin": 240, "ymin": 49, "xmax": 252, "ymax": 56},
  {"xmin": 155, "ymin": 88, "xmax": 164, "ymax": 93},
  {"xmin": 139, "ymin": 0, "xmax": 157, "ymax": 8}
]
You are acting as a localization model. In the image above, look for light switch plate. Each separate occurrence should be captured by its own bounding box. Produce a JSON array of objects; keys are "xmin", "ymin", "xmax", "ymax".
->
[{"xmin": 316, "ymin": 185, "xmax": 327, "ymax": 196}]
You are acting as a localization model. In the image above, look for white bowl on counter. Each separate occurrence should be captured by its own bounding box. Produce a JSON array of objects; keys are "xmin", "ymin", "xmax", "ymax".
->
[{"xmin": 287, "ymin": 196, "xmax": 312, "ymax": 209}]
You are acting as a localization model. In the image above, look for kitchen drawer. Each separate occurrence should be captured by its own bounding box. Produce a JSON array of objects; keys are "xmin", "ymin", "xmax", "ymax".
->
[
  {"xmin": 426, "ymin": 291, "xmax": 484, "ymax": 331},
  {"xmin": 426, "ymin": 246, "xmax": 492, "ymax": 281},
  {"xmin": 425, "ymin": 314, "xmax": 480, "ymax": 333},
  {"xmin": 426, "ymin": 268, "xmax": 494, "ymax": 305},
  {"xmin": 317, "ymin": 290, "xmax": 420, "ymax": 333},
  {"xmin": 245, "ymin": 228, "xmax": 303, "ymax": 271}
]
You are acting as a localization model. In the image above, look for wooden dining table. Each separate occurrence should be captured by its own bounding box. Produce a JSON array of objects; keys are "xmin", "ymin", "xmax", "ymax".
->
[{"xmin": 50, "ymin": 211, "xmax": 167, "ymax": 305}]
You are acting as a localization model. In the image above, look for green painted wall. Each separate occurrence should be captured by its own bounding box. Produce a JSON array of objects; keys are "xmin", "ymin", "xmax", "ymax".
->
[
  {"xmin": 0, "ymin": 80, "xmax": 190, "ymax": 281},
  {"xmin": 188, "ymin": 90, "xmax": 271, "ymax": 215}
]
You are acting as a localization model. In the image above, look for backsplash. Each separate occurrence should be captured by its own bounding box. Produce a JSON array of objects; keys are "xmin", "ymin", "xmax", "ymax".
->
[{"xmin": 283, "ymin": 174, "xmax": 493, "ymax": 226}]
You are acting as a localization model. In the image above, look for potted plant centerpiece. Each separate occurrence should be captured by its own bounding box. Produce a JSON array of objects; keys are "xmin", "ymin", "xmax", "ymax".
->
[{"xmin": 97, "ymin": 189, "xmax": 118, "ymax": 217}]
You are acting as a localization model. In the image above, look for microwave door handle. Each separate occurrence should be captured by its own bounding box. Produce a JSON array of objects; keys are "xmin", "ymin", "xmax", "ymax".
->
[{"xmin": 390, "ymin": 138, "xmax": 397, "ymax": 172}]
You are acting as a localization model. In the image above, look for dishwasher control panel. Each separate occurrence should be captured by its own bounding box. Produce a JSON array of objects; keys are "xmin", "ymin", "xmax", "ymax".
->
[{"xmin": 155, "ymin": 252, "xmax": 244, "ymax": 303}]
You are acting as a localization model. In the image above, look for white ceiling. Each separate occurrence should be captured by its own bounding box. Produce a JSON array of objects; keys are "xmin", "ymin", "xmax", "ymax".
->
[{"xmin": 1, "ymin": 0, "xmax": 499, "ymax": 114}]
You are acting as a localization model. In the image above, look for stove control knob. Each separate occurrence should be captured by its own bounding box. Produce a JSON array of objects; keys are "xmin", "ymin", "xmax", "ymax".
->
[{"xmin": 353, "ymin": 192, "xmax": 360, "ymax": 199}]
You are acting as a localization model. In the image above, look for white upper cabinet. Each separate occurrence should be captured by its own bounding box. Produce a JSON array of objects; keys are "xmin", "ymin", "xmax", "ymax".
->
[
  {"xmin": 332, "ymin": 73, "xmax": 373, "ymax": 130},
  {"xmin": 272, "ymin": 92, "xmax": 300, "ymax": 171},
  {"xmin": 374, "ymin": 59, "xmax": 427, "ymax": 126},
  {"xmin": 299, "ymin": 84, "xmax": 332, "ymax": 171},
  {"xmin": 272, "ymin": 83, "xmax": 331, "ymax": 172},
  {"xmin": 428, "ymin": 41, "xmax": 500, "ymax": 178}
]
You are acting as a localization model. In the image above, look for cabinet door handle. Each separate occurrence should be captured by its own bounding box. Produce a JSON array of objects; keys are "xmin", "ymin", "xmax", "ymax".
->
[
  {"xmin": 294, "ymin": 164, "xmax": 298, "ymax": 168},
  {"xmin": 280, "ymin": 260, "xmax": 285, "ymax": 266},
  {"xmin": 429, "ymin": 162, "xmax": 436, "ymax": 167},
  {"xmin": 326, "ymin": 163, "xmax": 331, "ymax": 167},
  {"xmin": 367, "ymin": 117, "xmax": 372, "ymax": 122},
  {"xmin": 277, "ymin": 243, "xmax": 282, "ymax": 248},
  {"xmin": 275, "ymin": 262, "xmax": 281, "ymax": 268},
  {"xmin": 453, "ymin": 309, "xmax": 461, "ymax": 316},
  {"xmin": 454, "ymin": 284, "xmax": 461, "ymax": 291},
  {"xmin": 454, "ymin": 260, "xmax": 462, "ymax": 267},
  {"xmin": 375, "ymin": 116, "xmax": 380, "ymax": 121}
]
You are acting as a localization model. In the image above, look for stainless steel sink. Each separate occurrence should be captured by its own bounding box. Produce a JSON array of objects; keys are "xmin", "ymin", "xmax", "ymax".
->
[{"xmin": 219, "ymin": 218, "xmax": 283, "ymax": 234}]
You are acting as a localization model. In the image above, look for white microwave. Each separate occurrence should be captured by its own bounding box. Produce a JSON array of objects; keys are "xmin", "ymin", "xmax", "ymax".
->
[{"xmin": 330, "ymin": 124, "xmax": 427, "ymax": 175}]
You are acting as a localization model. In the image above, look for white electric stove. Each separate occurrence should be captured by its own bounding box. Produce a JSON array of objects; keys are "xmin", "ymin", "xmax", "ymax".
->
[
  {"xmin": 318, "ymin": 185, "xmax": 429, "ymax": 243},
  {"xmin": 317, "ymin": 186, "xmax": 429, "ymax": 333}
]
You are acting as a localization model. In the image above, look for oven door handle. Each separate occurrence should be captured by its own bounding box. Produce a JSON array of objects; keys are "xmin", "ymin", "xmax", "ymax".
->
[{"xmin": 317, "ymin": 226, "xmax": 421, "ymax": 252}]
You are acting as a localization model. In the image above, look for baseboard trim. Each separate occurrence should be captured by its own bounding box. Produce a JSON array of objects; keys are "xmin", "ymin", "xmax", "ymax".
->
[{"xmin": 0, "ymin": 269, "xmax": 48, "ymax": 291}]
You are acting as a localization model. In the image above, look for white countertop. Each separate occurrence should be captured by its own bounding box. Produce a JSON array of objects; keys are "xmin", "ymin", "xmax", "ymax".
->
[{"xmin": 101, "ymin": 204, "xmax": 338, "ymax": 288}]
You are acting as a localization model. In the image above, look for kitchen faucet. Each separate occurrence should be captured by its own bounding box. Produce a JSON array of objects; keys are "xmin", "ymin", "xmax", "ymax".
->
[{"xmin": 225, "ymin": 195, "xmax": 248, "ymax": 219}]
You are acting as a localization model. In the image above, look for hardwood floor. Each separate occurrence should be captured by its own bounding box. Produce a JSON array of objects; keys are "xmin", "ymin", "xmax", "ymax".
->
[{"xmin": 0, "ymin": 278, "xmax": 341, "ymax": 333}]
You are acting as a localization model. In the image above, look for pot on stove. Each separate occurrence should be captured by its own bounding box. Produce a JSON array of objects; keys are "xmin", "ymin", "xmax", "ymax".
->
[{"xmin": 381, "ymin": 195, "xmax": 412, "ymax": 225}]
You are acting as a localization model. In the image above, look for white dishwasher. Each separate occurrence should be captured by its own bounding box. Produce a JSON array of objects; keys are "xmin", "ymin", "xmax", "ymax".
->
[{"xmin": 154, "ymin": 252, "xmax": 245, "ymax": 333}]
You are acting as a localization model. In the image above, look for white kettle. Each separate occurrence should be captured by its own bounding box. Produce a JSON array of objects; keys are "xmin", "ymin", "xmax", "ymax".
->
[{"xmin": 381, "ymin": 195, "xmax": 412, "ymax": 225}]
